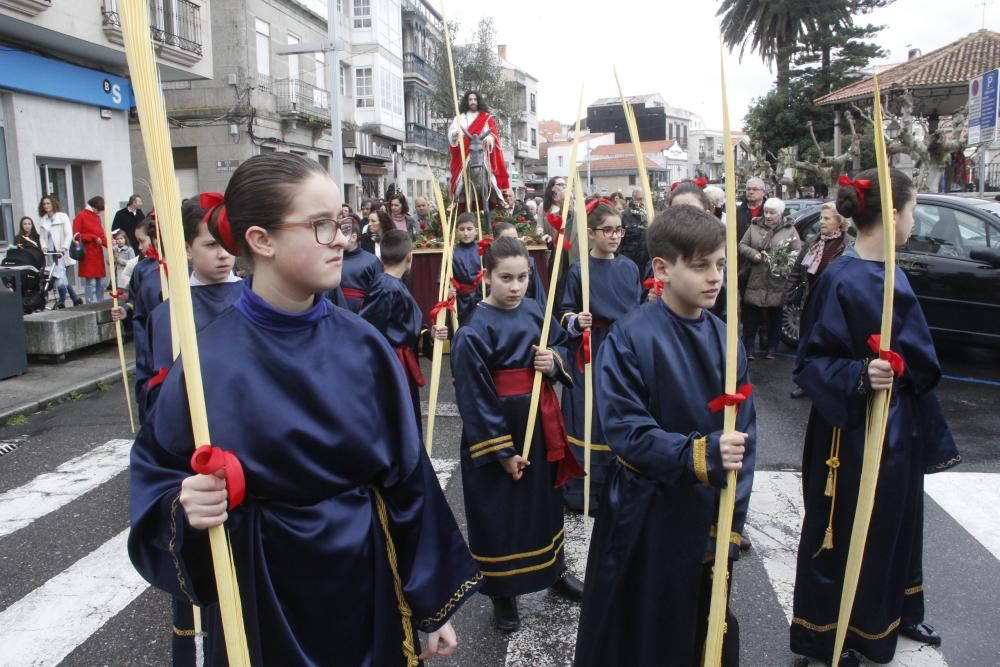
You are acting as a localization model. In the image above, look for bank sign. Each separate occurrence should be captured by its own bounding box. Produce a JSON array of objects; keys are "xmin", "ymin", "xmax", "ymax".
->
[
  {"xmin": 968, "ymin": 69, "xmax": 999, "ymax": 145},
  {"xmin": 0, "ymin": 48, "xmax": 133, "ymax": 111}
]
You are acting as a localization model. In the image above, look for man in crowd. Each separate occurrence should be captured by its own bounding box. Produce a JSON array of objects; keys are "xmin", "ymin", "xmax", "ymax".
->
[
  {"xmin": 414, "ymin": 196, "xmax": 432, "ymax": 225},
  {"xmin": 618, "ymin": 188, "xmax": 649, "ymax": 271},
  {"xmin": 112, "ymin": 194, "xmax": 145, "ymax": 253}
]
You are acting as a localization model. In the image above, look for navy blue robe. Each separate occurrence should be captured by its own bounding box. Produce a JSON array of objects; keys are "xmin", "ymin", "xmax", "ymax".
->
[
  {"xmin": 790, "ymin": 255, "xmax": 959, "ymax": 664},
  {"xmin": 359, "ymin": 273, "xmax": 431, "ymax": 438},
  {"xmin": 129, "ymin": 281, "xmax": 482, "ymax": 666},
  {"xmin": 451, "ymin": 242, "xmax": 483, "ymax": 327},
  {"xmin": 575, "ymin": 300, "xmax": 756, "ymax": 667},
  {"xmin": 128, "ymin": 259, "xmax": 163, "ymax": 420},
  {"xmin": 451, "ymin": 299, "xmax": 572, "ymax": 597},
  {"xmin": 558, "ymin": 255, "xmax": 643, "ymax": 512},
  {"xmin": 340, "ymin": 246, "xmax": 383, "ymax": 313},
  {"xmin": 144, "ymin": 281, "xmax": 243, "ymax": 414}
]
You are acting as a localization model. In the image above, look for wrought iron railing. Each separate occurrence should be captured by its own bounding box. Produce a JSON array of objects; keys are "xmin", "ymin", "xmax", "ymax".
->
[
  {"xmin": 274, "ymin": 79, "xmax": 330, "ymax": 124},
  {"xmin": 403, "ymin": 52, "xmax": 437, "ymax": 84},
  {"xmin": 102, "ymin": 0, "xmax": 202, "ymax": 56},
  {"xmin": 405, "ymin": 123, "xmax": 449, "ymax": 152}
]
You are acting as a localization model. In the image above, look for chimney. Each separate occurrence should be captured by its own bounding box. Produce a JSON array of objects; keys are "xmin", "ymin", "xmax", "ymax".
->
[
  {"xmin": 498, "ymin": 44, "xmax": 507, "ymax": 61},
  {"xmin": 908, "ymin": 48, "xmax": 922, "ymax": 60}
]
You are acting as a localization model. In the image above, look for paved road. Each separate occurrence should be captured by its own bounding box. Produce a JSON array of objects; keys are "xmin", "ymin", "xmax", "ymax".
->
[{"xmin": 1, "ymin": 344, "xmax": 998, "ymax": 666}]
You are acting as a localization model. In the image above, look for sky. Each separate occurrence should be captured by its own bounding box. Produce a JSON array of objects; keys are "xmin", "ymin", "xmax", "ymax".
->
[{"xmin": 443, "ymin": 0, "xmax": 999, "ymax": 130}]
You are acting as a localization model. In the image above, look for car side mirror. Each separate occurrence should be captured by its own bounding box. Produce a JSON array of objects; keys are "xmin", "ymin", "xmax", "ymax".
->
[{"xmin": 970, "ymin": 248, "xmax": 1000, "ymax": 267}]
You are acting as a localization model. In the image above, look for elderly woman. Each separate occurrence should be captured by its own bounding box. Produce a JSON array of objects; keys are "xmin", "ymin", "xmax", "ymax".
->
[
  {"xmin": 739, "ymin": 197, "xmax": 802, "ymax": 359},
  {"xmin": 784, "ymin": 202, "xmax": 853, "ymax": 396}
]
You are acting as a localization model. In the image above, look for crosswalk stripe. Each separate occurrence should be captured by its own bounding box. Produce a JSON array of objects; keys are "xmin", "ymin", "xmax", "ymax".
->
[
  {"xmin": 0, "ymin": 529, "xmax": 149, "ymax": 666},
  {"xmin": 421, "ymin": 401, "xmax": 460, "ymax": 417},
  {"xmin": 0, "ymin": 438, "xmax": 132, "ymax": 540},
  {"xmin": 747, "ymin": 471, "xmax": 950, "ymax": 666},
  {"xmin": 431, "ymin": 457, "xmax": 459, "ymax": 490},
  {"xmin": 924, "ymin": 472, "xmax": 1000, "ymax": 561}
]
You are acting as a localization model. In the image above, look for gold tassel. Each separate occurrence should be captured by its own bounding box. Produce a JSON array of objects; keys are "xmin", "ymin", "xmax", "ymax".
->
[{"xmin": 814, "ymin": 429, "xmax": 841, "ymax": 558}]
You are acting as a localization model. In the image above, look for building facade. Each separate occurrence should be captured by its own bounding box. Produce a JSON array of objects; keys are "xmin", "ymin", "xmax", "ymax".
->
[
  {"xmin": 497, "ymin": 45, "xmax": 538, "ymax": 201},
  {"xmin": 0, "ymin": 0, "xmax": 212, "ymax": 245}
]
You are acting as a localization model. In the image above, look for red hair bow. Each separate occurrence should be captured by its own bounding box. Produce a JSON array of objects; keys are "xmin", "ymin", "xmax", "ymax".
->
[
  {"xmin": 707, "ymin": 383, "xmax": 754, "ymax": 413},
  {"xmin": 144, "ymin": 244, "xmax": 168, "ymax": 276},
  {"xmin": 200, "ymin": 192, "xmax": 237, "ymax": 255},
  {"xmin": 190, "ymin": 445, "xmax": 246, "ymax": 509},
  {"xmin": 546, "ymin": 213, "xmax": 573, "ymax": 252},
  {"xmin": 867, "ymin": 334, "xmax": 905, "ymax": 377},
  {"xmin": 585, "ymin": 198, "xmax": 615, "ymax": 216},
  {"xmin": 643, "ymin": 277, "xmax": 663, "ymax": 297},
  {"xmin": 478, "ymin": 237, "xmax": 493, "ymax": 256},
  {"xmin": 838, "ymin": 175, "xmax": 872, "ymax": 214}
]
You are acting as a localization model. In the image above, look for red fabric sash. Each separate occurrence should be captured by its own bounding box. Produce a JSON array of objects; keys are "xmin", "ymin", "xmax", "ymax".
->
[
  {"xmin": 341, "ymin": 287, "xmax": 367, "ymax": 300},
  {"xmin": 146, "ymin": 367, "xmax": 169, "ymax": 391},
  {"xmin": 190, "ymin": 446, "xmax": 246, "ymax": 509},
  {"xmin": 491, "ymin": 368, "xmax": 586, "ymax": 488},
  {"xmin": 574, "ymin": 319, "xmax": 609, "ymax": 372},
  {"xmin": 395, "ymin": 346, "xmax": 426, "ymax": 388},
  {"xmin": 708, "ymin": 383, "xmax": 754, "ymax": 413},
  {"xmin": 867, "ymin": 334, "xmax": 905, "ymax": 376},
  {"xmin": 450, "ymin": 271, "xmax": 483, "ymax": 296},
  {"xmin": 467, "ymin": 111, "xmax": 490, "ymax": 137}
]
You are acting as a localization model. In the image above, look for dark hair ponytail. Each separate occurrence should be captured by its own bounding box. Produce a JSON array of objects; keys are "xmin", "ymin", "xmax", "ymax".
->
[
  {"xmin": 207, "ymin": 153, "xmax": 328, "ymax": 256},
  {"xmin": 483, "ymin": 235, "xmax": 528, "ymax": 271},
  {"xmin": 835, "ymin": 168, "xmax": 914, "ymax": 230}
]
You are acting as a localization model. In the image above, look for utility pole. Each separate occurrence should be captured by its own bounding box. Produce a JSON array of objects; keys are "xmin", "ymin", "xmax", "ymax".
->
[{"xmin": 274, "ymin": 1, "xmax": 345, "ymax": 194}]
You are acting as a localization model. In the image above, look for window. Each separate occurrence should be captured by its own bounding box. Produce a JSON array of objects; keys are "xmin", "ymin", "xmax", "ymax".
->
[
  {"xmin": 531, "ymin": 128, "xmax": 537, "ymax": 147},
  {"xmin": 558, "ymin": 155, "xmax": 564, "ymax": 168},
  {"xmin": 529, "ymin": 93, "xmax": 536, "ymax": 113},
  {"xmin": 0, "ymin": 126, "xmax": 12, "ymax": 245},
  {"xmin": 287, "ymin": 33, "xmax": 300, "ymax": 82},
  {"xmin": 353, "ymin": 0, "xmax": 371, "ymax": 29},
  {"xmin": 628, "ymin": 175, "xmax": 637, "ymax": 186},
  {"xmin": 668, "ymin": 124, "xmax": 673, "ymax": 140},
  {"xmin": 259, "ymin": 145, "xmax": 276, "ymax": 153},
  {"xmin": 380, "ymin": 67, "xmax": 392, "ymax": 112},
  {"xmin": 392, "ymin": 74, "xmax": 403, "ymax": 115},
  {"xmin": 315, "ymin": 51, "xmax": 326, "ymax": 90},
  {"xmin": 407, "ymin": 179, "xmax": 414, "ymax": 195},
  {"xmin": 340, "ymin": 64, "xmax": 350, "ymax": 97},
  {"xmin": 255, "ymin": 19, "xmax": 270, "ymax": 77},
  {"xmin": 356, "ymin": 68, "xmax": 374, "ymax": 107},
  {"xmin": 908, "ymin": 205, "xmax": 990, "ymax": 259},
  {"xmin": 318, "ymin": 154, "xmax": 330, "ymax": 173}
]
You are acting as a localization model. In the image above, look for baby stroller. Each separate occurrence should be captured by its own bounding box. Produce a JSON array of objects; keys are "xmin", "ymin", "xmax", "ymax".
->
[{"xmin": 1, "ymin": 246, "xmax": 56, "ymax": 314}]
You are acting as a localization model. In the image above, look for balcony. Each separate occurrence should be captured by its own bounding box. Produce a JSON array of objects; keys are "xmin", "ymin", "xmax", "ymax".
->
[
  {"xmin": 403, "ymin": 52, "xmax": 436, "ymax": 86},
  {"xmin": 515, "ymin": 139, "xmax": 531, "ymax": 158},
  {"xmin": 405, "ymin": 123, "xmax": 449, "ymax": 152},
  {"xmin": 401, "ymin": 0, "xmax": 442, "ymax": 32},
  {"xmin": 102, "ymin": 0, "xmax": 203, "ymax": 66},
  {"xmin": 0, "ymin": 0, "xmax": 51, "ymax": 16},
  {"xmin": 274, "ymin": 79, "xmax": 330, "ymax": 126}
]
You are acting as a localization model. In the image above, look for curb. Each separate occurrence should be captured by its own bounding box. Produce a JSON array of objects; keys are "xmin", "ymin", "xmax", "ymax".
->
[{"xmin": 0, "ymin": 363, "xmax": 136, "ymax": 423}]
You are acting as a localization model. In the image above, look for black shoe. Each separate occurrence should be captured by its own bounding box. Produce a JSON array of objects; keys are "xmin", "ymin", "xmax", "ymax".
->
[
  {"xmin": 831, "ymin": 650, "xmax": 863, "ymax": 667},
  {"xmin": 490, "ymin": 596, "xmax": 519, "ymax": 632},
  {"xmin": 739, "ymin": 533, "xmax": 752, "ymax": 552},
  {"xmin": 901, "ymin": 622, "xmax": 941, "ymax": 647},
  {"xmin": 550, "ymin": 570, "xmax": 584, "ymax": 603},
  {"xmin": 72, "ymin": 297, "xmax": 83, "ymax": 306},
  {"xmin": 55, "ymin": 302, "xmax": 66, "ymax": 309},
  {"xmin": 790, "ymin": 386, "xmax": 806, "ymax": 399}
]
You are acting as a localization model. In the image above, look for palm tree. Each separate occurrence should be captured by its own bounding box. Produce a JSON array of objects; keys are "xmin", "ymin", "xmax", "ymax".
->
[{"xmin": 717, "ymin": 0, "xmax": 852, "ymax": 90}]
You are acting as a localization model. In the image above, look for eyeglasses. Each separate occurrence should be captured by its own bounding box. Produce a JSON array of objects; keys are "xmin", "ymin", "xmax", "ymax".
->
[
  {"xmin": 278, "ymin": 218, "xmax": 353, "ymax": 245},
  {"xmin": 596, "ymin": 226, "xmax": 626, "ymax": 238}
]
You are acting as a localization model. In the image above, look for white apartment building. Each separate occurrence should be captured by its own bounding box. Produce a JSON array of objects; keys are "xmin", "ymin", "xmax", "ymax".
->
[
  {"xmin": 0, "ymin": 0, "xmax": 212, "ymax": 245},
  {"xmin": 498, "ymin": 45, "xmax": 537, "ymax": 201}
]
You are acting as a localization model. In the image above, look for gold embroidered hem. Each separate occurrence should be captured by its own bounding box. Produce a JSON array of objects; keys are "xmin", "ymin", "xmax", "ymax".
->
[
  {"xmin": 560, "ymin": 312, "xmax": 577, "ymax": 327},
  {"xmin": 709, "ymin": 524, "xmax": 743, "ymax": 546},
  {"xmin": 693, "ymin": 436, "xmax": 709, "ymax": 484},
  {"xmin": 549, "ymin": 347, "xmax": 572, "ymax": 384},
  {"xmin": 371, "ymin": 487, "xmax": 418, "ymax": 667},
  {"xmin": 792, "ymin": 616, "xmax": 901, "ymax": 641},
  {"xmin": 172, "ymin": 626, "xmax": 203, "ymax": 637},
  {"xmin": 568, "ymin": 435, "xmax": 612, "ymax": 452},
  {"xmin": 469, "ymin": 434, "xmax": 513, "ymax": 452},
  {"xmin": 904, "ymin": 584, "xmax": 923, "ymax": 596},
  {"xmin": 473, "ymin": 528, "xmax": 566, "ymax": 577},
  {"xmin": 617, "ymin": 457, "xmax": 641, "ymax": 475},
  {"xmin": 168, "ymin": 492, "xmax": 195, "ymax": 605},
  {"xmin": 417, "ymin": 573, "xmax": 484, "ymax": 630},
  {"xmin": 470, "ymin": 441, "xmax": 516, "ymax": 459}
]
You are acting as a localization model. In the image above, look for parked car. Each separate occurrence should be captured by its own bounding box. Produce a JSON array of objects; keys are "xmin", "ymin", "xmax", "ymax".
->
[
  {"xmin": 782, "ymin": 198, "xmax": 826, "ymax": 217},
  {"xmin": 782, "ymin": 194, "xmax": 1000, "ymax": 349}
]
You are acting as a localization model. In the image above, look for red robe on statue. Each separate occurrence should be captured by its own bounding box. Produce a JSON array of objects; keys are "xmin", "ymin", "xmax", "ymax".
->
[{"xmin": 449, "ymin": 112, "xmax": 510, "ymax": 206}]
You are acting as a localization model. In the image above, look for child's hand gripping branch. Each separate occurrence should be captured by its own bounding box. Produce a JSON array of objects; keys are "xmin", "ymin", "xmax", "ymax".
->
[
  {"xmin": 719, "ymin": 431, "xmax": 748, "ymax": 472},
  {"xmin": 180, "ymin": 470, "xmax": 228, "ymax": 530},
  {"xmin": 867, "ymin": 358, "xmax": 895, "ymax": 391}
]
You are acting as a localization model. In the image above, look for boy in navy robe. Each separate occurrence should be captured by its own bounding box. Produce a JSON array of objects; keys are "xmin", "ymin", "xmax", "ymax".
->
[
  {"xmin": 492, "ymin": 222, "xmax": 546, "ymax": 309},
  {"xmin": 338, "ymin": 221, "xmax": 382, "ymax": 312},
  {"xmin": 575, "ymin": 205, "xmax": 755, "ymax": 667},
  {"xmin": 790, "ymin": 169, "xmax": 958, "ymax": 666},
  {"xmin": 558, "ymin": 199, "xmax": 643, "ymax": 513},
  {"xmin": 451, "ymin": 236, "xmax": 585, "ymax": 633},
  {"xmin": 450, "ymin": 213, "xmax": 484, "ymax": 326},
  {"xmin": 360, "ymin": 229, "xmax": 447, "ymax": 438}
]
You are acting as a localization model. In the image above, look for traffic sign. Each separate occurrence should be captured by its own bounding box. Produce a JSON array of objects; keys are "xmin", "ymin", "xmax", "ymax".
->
[{"xmin": 968, "ymin": 69, "xmax": 999, "ymax": 145}]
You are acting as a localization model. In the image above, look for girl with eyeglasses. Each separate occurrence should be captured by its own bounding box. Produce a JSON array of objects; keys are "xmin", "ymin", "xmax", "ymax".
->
[
  {"xmin": 558, "ymin": 199, "xmax": 644, "ymax": 513},
  {"xmin": 128, "ymin": 153, "xmax": 480, "ymax": 666}
]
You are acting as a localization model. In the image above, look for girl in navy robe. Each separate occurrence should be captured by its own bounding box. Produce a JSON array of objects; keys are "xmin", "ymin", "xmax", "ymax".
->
[
  {"xmin": 338, "ymin": 220, "xmax": 383, "ymax": 313},
  {"xmin": 128, "ymin": 153, "xmax": 481, "ymax": 666},
  {"xmin": 790, "ymin": 169, "xmax": 959, "ymax": 666},
  {"xmin": 450, "ymin": 212, "xmax": 484, "ymax": 326},
  {"xmin": 575, "ymin": 205, "xmax": 755, "ymax": 667},
  {"xmin": 491, "ymin": 222, "xmax": 547, "ymax": 309},
  {"xmin": 451, "ymin": 236, "xmax": 585, "ymax": 633},
  {"xmin": 558, "ymin": 200, "xmax": 643, "ymax": 513},
  {"xmin": 359, "ymin": 229, "xmax": 447, "ymax": 439}
]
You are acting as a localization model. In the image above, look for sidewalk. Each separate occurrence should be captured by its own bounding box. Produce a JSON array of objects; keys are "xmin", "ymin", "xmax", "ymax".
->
[{"xmin": 0, "ymin": 341, "xmax": 135, "ymax": 422}]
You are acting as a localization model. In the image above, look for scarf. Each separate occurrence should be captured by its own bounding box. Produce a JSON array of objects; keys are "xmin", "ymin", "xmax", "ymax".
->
[{"xmin": 801, "ymin": 230, "xmax": 843, "ymax": 275}]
